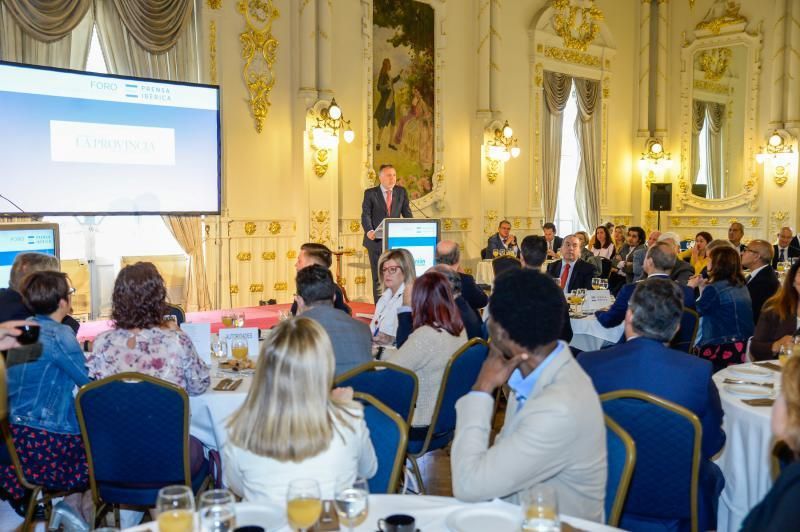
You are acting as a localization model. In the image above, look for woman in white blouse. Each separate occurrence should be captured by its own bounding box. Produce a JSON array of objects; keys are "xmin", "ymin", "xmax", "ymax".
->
[
  {"xmin": 590, "ymin": 225, "xmax": 615, "ymax": 259},
  {"xmin": 223, "ymin": 318, "xmax": 377, "ymax": 502},
  {"xmin": 370, "ymin": 248, "xmax": 417, "ymax": 345}
]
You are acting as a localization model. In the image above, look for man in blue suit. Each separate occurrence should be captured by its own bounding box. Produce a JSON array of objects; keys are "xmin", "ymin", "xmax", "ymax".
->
[
  {"xmin": 578, "ymin": 278, "xmax": 725, "ymax": 531},
  {"xmin": 596, "ymin": 241, "xmax": 695, "ymax": 332}
]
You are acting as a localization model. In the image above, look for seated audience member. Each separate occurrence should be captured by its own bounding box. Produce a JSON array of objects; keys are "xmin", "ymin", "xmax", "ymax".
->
[
  {"xmin": 596, "ymin": 241, "xmax": 695, "ymax": 330},
  {"xmin": 436, "ymin": 240, "xmax": 488, "ymax": 312},
  {"xmin": 0, "ymin": 321, "xmax": 34, "ymax": 350},
  {"xmin": 750, "ymin": 260, "xmax": 800, "ymax": 360},
  {"xmin": 617, "ymin": 226, "xmax": 646, "ymax": 284},
  {"xmin": 578, "ymin": 278, "xmax": 725, "ymax": 531},
  {"xmin": 224, "ymin": 318, "xmax": 377, "ymax": 502},
  {"xmin": 689, "ymin": 246, "xmax": 754, "ymax": 372},
  {"xmin": 546, "ymin": 235, "xmax": 594, "ymax": 293},
  {"xmin": 385, "ymin": 271, "xmax": 467, "ymax": 427},
  {"xmin": 590, "ymin": 225, "xmax": 615, "ymax": 259},
  {"xmin": 370, "ymin": 248, "xmax": 416, "ymax": 346},
  {"xmin": 450, "ymin": 269, "xmax": 605, "ymax": 520},
  {"xmin": 741, "ymin": 239, "xmax": 780, "ymax": 323},
  {"xmin": 294, "ymin": 265, "xmax": 371, "ymax": 376},
  {"xmin": 659, "ymin": 232, "xmax": 694, "ymax": 285},
  {"xmin": 741, "ymin": 356, "xmax": 800, "ymax": 530},
  {"xmin": 574, "ymin": 231, "xmax": 593, "ymax": 261},
  {"xmin": 542, "ymin": 222, "xmax": 563, "ymax": 259},
  {"xmin": 679, "ymin": 231, "xmax": 713, "ymax": 275},
  {"xmin": 611, "ymin": 225, "xmax": 627, "ymax": 258},
  {"xmin": 486, "ymin": 220, "xmax": 520, "ymax": 258},
  {"xmin": 0, "ymin": 252, "xmax": 80, "ymax": 333},
  {"xmin": 88, "ymin": 262, "xmax": 210, "ymax": 395},
  {"xmin": 728, "ymin": 221, "xmax": 746, "ymax": 253},
  {"xmin": 1, "ymin": 271, "xmax": 90, "ymax": 515},
  {"xmin": 520, "ymin": 235, "xmax": 572, "ymax": 343},
  {"xmin": 772, "ymin": 226, "xmax": 800, "ymax": 269},
  {"xmin": 290, "ymin": 242, "xmax": 351, "ymax": 316},
  {"xmin": 631, "ymin": 230, "xmax": 661, "ymax": 282}
]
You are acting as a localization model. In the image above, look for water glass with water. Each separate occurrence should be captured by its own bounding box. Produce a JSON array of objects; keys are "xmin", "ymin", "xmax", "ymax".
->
[
  {"xmin": 199, "ymin": 489, "xmax": 236, "ymax": 532},
  {"xmin": 334, "ymin": 476, "xmax": 369, "ymax": 532},
  {"xmin": 522, "ymin": 484, "xmax": 559, "ymax": 532}
]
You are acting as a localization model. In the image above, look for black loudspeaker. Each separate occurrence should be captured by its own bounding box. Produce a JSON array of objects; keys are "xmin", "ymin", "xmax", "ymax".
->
[{"xmin": 650, "ymin": 183, "xmax": 672, "ymax": 211}]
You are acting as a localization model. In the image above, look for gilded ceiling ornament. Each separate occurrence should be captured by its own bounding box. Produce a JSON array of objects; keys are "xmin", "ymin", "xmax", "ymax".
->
[
  {"xmin": 268, "ymin": 221, "xmax": 281, "ymax": 234},
  {"xmin": 551, "ymin": 0, "xmax": 604, "ymax": 52},
  {"xmin": 244, "ymin": 221, "xmax": 257, "ymax": 235},
  {"xmin": 238, "ymin": 0, "xmax": 280, "ymax": 133},
  {"xmin": 699, "ymin": 47, "xmax": 732, "ymax": 80}
]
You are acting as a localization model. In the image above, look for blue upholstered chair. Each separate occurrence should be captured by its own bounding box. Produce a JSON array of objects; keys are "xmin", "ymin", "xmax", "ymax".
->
[
  {"xmin": 335, "ymin": 361, "xmax": 418, "ymax": 427},
  {"xmin": 604, "ymin": 414, "xmax": 636, "ymax": 527},
  {"xmin": 600, "ymin": 390, "xmax": 702, "ymax": 532},
  {"xmin": 75, "ymin": 373, "xmax": 211, "ymax": 527},
  {"xmin": 670, "ymin": 308, "xmax": 699, "ymax": 353},
  {"xmin": 491, "ymin": 256, "xmax": 521, "ymax": 277},
  {"xmin": 353, "ymin": 392, "xmax": 408, "ymax": 494},
  {"xmin": 164, "ymin": 303, "xmax": 186, "ymax": 325},
  {"xmin": 406, "ymin": 338, "xmax": 489, "ymax": 493}
]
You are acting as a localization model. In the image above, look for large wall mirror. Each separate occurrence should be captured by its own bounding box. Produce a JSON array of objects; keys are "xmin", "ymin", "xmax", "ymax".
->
[{"xmin": 676, "ymin": 6, "xmax": 761, "ymax": 211}]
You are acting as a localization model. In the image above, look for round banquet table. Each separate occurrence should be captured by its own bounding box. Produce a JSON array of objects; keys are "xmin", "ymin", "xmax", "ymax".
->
[
  {"xmin": 711, "ymin": 362, "xmax": 777, "ymax": 532},
  {"xmin": 475, "ymin": 259, "xmax": 494, "ymax": 286},
  {"xmin": 569, "ymin": 315, "xmax": 624, "ymax": 352},
  {"xmin": 122, "ymin": 494, "xmax": 621, "ymax": 531},
  {"xmin": 190, "ymin": 370, "xmax": 251, "ymax": 450}
]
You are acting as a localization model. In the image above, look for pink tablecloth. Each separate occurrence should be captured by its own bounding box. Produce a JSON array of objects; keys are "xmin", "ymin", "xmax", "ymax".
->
[{"xmin": 77, "ymin": 302, "xmax": 376, "ymax": 342}]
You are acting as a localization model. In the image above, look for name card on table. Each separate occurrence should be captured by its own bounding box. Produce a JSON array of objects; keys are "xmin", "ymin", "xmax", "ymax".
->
[
  {"xmin": 582, "ymin": 290, "xmax": 613, "ymax": 312},
  {"xmin": 218, "ymin": 327, "xmax": 260, "ymax": 360},
  {"xmin": 180, "ymin": 322, "xmax": 211, "ymax": 364}
]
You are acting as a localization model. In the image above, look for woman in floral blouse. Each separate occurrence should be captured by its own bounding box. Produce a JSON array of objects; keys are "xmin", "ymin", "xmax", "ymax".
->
[{"xmin": 88, "ymin": 262, "xmax": 210, "ymax": 395}]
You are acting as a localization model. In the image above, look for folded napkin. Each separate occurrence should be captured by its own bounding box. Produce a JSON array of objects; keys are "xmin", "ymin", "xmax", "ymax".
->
[
  {"xmin": 754, "ymin": 362, "xmax": 782, "ymax": 372},
  {"xmin": 743, "ymin": 398, "xmax": 774, "ymax": 407}
]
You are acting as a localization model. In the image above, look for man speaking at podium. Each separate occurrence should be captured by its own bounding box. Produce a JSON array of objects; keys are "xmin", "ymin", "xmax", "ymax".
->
[{"xmin": 362, "ymin": 164, "xmax": 412, "ymax": 302}]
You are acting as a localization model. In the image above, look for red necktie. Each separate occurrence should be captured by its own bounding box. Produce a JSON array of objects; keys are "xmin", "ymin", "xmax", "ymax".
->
[
  {"xmin": 385, "ymin": 189, "xmax": 393, "ymax": 215},
  {"xmin": 560, "ymin": 262, "xmax": 571, "ymax": 289}
]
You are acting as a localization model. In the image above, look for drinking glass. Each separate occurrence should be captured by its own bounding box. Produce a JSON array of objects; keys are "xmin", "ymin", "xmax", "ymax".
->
[
  {"xmin": 163, "ymin": 314, "xmax": 178, "ymax": 328},
  {"xmin": 521, "ymin": 484, "xmax": 559, "ymax": 532},
  {"xmin": 211, "ymin": 340, "xmax": 228, "ymax": 362},
  {"xmin": 334, "ymin": 476, "xmax": 369, "ymax": 532},
  {"xmin": 156, "ymin": 485, "xmax": 195, "ymax": 532},
  {"xmin": 234, "ymin": 312, "xmax": 246, "ymax": 328},
  {"xmin": 779, "ymin": 343, "xmax": 793, "ymax": 366},
  {"xmin": 591, "ymin": 277, "xmax": 602, "ymax": 290},
  {"xmin": 287, "ymin": 479, "xmax": 322, "ymax": 532},
  {"xmin": 598, "ymin": 278, "xmax": 609, "ymax": 291},
  {"xmin": 231, "ymin": 339, "xmax": 248, "ymax": 361},
  {"xmin": 492, "ymin": 249, "xmax": 499, "ymax": 258},
  {"xmin": 278, "ymin": 309, "xmax": 291, "ymax": 322},
  {"xmin": 221, "ymin": 312, "xmax": 235, "ymax": 328},
  {"xmin": 199, "ymin": 489, "xmax": 236, "ymax": 532}
]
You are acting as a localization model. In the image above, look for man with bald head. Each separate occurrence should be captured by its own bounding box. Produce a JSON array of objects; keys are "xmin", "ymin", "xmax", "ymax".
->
[
  {"xmin": 728, "ymin": 222, "xmax": 746, "ymax": 253},
  {"xmin": 658, "ymin": 232, "xmax": 694, "ymax": 285},
  {"xmin": 742, "ymin": 239, "xmax": 780, "ymax": 323},
  {"xmin": 772, "ymin": 227, "xmax": 800, "ymax": 269},
  {"xmin": 632, "ymin": 230, "xmax": 661, "ymax": 282},
  {"xmin": 436, "ymin": 240, "xmax": 488, "ymax": 313}
]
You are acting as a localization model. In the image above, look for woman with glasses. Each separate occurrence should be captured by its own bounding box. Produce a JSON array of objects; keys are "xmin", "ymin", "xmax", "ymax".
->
[
  {"xmin": 750, "ymin": 260, "xmax": 800, "ymax": 360},
  {"xmin": 370, "ymin": 248, "xmax": 416, "ymax": 346},
  {"xmin": 1, "ymin": 271, "xmax": 90, "ymax": 516}
]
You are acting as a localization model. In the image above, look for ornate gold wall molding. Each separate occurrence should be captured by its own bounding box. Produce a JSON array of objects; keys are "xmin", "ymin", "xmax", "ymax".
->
[
  {"xmin": 543, "ymin": 46, "xmax": 601, "ymax": 67},
  {"xmin": 209, "ymin": 20, "xmax": 218, "ymax": 84},
  {"xmin": 695, "ymin": 2, "xmax": 748, "ymax": 35},
  {"xmin": 244, "ymin": 222, "xmax": 257, "ymax": 235},
  {"xmin": 238, "ymin": 0, "xmax": 280, "ymax": 133},
  {"xmin": 699, "ymin": 47, "xmax": 732, "ymax": 80},
  {"xmin": 551, "ymin": 0, "xmax": 604, "ymax": 52},
  {"xmin": 249, "ymin": 284, "xmax": 264, "ymax": 293},
  {"xmin": 207, "ymin": 0, "xmax": 222, "ymax": 9},
  {"xmin": 236, "ymin": 252, "xmax": 252, "ymax": 261},
  {"xmin": 669, "ymin": 215, "xmax": 761, "ymax": 229},
  {"xmin": 268, "ymin": 221, "xmax": 281, "ymax": 234},
  {"xmin": 693, "ymin": 79, "xmax": 729, "ymax": 94},
  {"xmin": 310, "ymin": 210, "xmax": 331, "ymax": 245}
]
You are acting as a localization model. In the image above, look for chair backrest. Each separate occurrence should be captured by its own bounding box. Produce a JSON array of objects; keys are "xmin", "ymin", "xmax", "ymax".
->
[
  {"xmin": 353, "ymin": 392, "xmax": 408, "ymax": 494},
  {"xmin": 599, "ymin": 258, "xmax": 613, "ymax": 279},
  {"xmin": 670, "ymin": 308, "xmax": 699, "ymax": 353},
  {"xmin": 0, "ymin": 356, "xmax": 35, "ymax": 489},
  {"xmin": 480, "ymin": 247, "xmax": 489, "ymax": 260},
  {"xmin": 604, "ymin": 415, "xmax": 636, "ymax": 527},
  {"xmin": 165, "ymin": 303, "xmax": 186, "ymax": 325},
  {"xmin": 491, "ymin": 256, "xmax": 521, "ymax": 276},
  {"xmin": 601, "ymin": 390, "xmax": 701, "ymax": 532},
  {"xmin": 75, "ymin": 373, "xmax": 192, "ymax": 504},
  {"xmin": 412, "ymin": 338, "xmax": 489, "ymax": 455},
  {"xmin": 334, "ymin": 362, "xmax": 418, "ymax": 427}
]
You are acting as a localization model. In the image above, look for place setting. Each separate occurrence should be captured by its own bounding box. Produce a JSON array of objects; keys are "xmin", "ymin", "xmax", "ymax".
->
[{"xmin": 720, "ymin": 364, "xmax": 777, "ymax": 406}]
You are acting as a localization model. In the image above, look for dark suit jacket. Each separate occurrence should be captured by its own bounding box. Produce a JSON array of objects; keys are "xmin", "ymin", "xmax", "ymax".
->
[
  {"xmin": 0, "ymin": 288, "xmax": 79, "ymax": 334},
  {"xmin": 546, "ymin": 259, "xmax": 594, "ymax": 293},
  {"xmin": 750, "ymin": 309, "xmax": 796, "ymax": 361},
  {"xmin": 747, "ymin": 266, "xmax": 780, "ymax": 324},
  {"xmin": 486, "ymin": 233, "xmax": 520, "ymax": 258},
  {"xmin": 291, "ymin": 285, "xmax": 351, "ymax": 316},
  {"xmin": 360, "ymin": 185, "xmax": 412, "ymax": 246},
  {"xmin": 772, "ymin": 245, "xmax": 800, "ymax": 268},
  {"xmin": 458, "ymin": 272, "xmax": 488, "ymax": 312},
  {"xmin": 670, "ymin": 260, "xmax": 694, "ymax": 285},
  {"xmin": 546, "ymin": 236, "xmax": 563, "ymax": 254},
  {"xmin": 741, "ymin": 460, "xmax": 800, "ymax": 532},
  {"xmin": 301, "ymin": 305, "xmax": 372, "ymax": 376},
  {"xmin": 595, "ymin": 274, "xmax": 696, "ymax": 329}
]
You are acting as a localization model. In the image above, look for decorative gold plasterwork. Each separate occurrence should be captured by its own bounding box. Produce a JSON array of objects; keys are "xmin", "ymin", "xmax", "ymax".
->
[
  {"xmin": 274, "ymin": 282, "xmax": 288, "ymax": 291},
  {"xmin": 774, "ymin": 165, "xmax": 789, "ymax": 186},
  {"xmin": 463, "ymin": 267, "xmax": 473, "ymax": 275},
  {"xmin": 313, "ymin": 148, "xmax": 330, "ymax": 177},
  {"xmin": 262, "ymin": 251, "xmax": 276, "ymax": 260},
  {"xmin": 535, "ymin": 63, "xmax": 543, "ymax": 87},
  {"xmin": 249, "ymin": 284, "xmax": 264, "ymax": 293},
  {"xmin": 749, "ymin": 217, "xmax": 758, "ymax": 227},
  {"xmin": 236, "ymin": 252, "xmax": 252, "ymax": 261},
  {"xmin": 230, "ymin": 284, "xmax": 239, "ymax": 294},
  {"xmin": 349, "ymin": 220, "xmax": 361, "ymax": 233},
  {"xmin": 770, "ymin": 211, "xmax": 790, "ymax": 234},
  {"xmin": 729, "ymin": 218, "xmax": 739, "ymax": 225},
  {"xmin": 513, "ymin": 219, "xmax": 521, "ymax": 229},
  {"xmin": 207, "ymin": 0, "xmax": 222, "ymax": 8},
  {"xmin": 693, "ymin": 79, "xmax": 729, "ymax": 95},
  {"xmin": 286, "ymin": 250, "xmax": 297, "ymax": 259},
  {"xmin": 354, "ymin": 276, "xmax": 366, "ymax": 285},
  {"xmin": 709, "ymin": 217, "xmax": 719, "ymax": 225},
  {"xmin": 244, "ymin": 222, "xmax": 257, "ymax": 235},
  {"xmin": 460, "ymin": 219, "xmax": 469, "ymax": 230},
  {"xmin": 268, "ymin": 221, "xmax": 281, "ymax": 234},
  {"xmin": 602, "ymin": 76, "xmax": 610, "ymax": 98},
  {"xmin": 699, "ymin": 47, "xmax": 732, "ymax": 80},
  {"xmin": 238, "ymin": 0, "xmax": 280, "ymax": 133},
  {"xmin": 209, "ymin": 21, "xmax": 218, "ymax": 84},
  {"xmin": 310, "ymin": 210, "xmax": 331, "ymax": 245},
  {"xmin": 695, "ymin": 2, "xmax": 747, "ymax": 35},
  {"xmin": 486, "ymin": 159, "xmax": 500, "ymax": 183},
  {"xmin": 543, "ymin": 46, "xmax": 601, "ymax": 67},
  {"xmin": 443, "ymin": 218, "xmax": 453, "ymax": 230},
  {"xmin": 527, "ymin": 218, "xmax": 534, "ymax": 229},
  {"xmin": 551, "ymin": 0, "xmax": 604, "ymax": 52}
]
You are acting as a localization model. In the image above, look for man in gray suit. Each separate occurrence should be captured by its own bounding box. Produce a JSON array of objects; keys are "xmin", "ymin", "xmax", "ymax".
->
[
  {"xmin": 294, "ymin": 265, "xmax": 372, "ymax": 376},
  {"xmin": 451, "ymin": 268, "xmax": 606, "ymax": 521}
]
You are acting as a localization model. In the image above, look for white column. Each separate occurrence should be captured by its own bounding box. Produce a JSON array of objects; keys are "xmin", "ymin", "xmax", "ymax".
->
[
  {"xmin": 786, "ymin": 0, "xmax": 800, "ymax": 130},
  {"xmin": 477, "ymin": 0, "xmax": 491, "ymax": 115},
  {"xmin": 654, "ymin": 0, "xmax": 668, "ymax": 136},
  {"xmin": 769, "ymin": 0, "xmax": 787, "ymax": 127},
  {"xmin": 638, "ymin": 0, "xmax": 651, "ymax": 135},
  {"xmin": 299, "ymin": 0, "xmax": 317, "ymax": 101},
  {"xmin": 316, "ymin": 0, "xmax": 333, "ymax": 98},
  {"xmin": 489, "ymin": 0, "xmax": 501, "ymax": 114}
]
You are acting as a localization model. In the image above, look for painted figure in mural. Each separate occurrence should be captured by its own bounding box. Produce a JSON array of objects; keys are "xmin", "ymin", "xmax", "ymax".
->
[
  {"xmin": 374, "ymin": 58, "xmax": 403, "ymax": 151},
  {"xmin": 393, "ymin": 86, "xmax": 434, "ymax": 172}
]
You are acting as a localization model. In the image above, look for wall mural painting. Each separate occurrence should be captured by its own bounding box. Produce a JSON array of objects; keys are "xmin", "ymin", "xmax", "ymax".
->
[{"xmin": 373, "ymin": 0, "xmax": 434, "ymax": 200}]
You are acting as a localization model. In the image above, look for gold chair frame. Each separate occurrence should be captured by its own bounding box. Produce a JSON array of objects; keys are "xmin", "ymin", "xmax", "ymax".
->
[
  {"xmin": 600, "ymin": 389, "xmax": 702, "ymax": 532},
  {"xmin": 603, "ymin": 414, "xmax": 636, "ymax": 527},
  {"xmin": 334, "ymin": 361, "xmax": 419, "ymax": 428},
  {"xmin": 353, "ymin": 392, "xmax": 408, "ymax": 494}
]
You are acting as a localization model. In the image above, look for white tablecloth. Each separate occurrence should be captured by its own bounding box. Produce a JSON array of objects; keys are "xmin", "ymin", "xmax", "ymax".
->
[
  {"xmin": 569, "ymin": 315, "xmax": 624, "ymax": 352},
  {"xmin": 712, "ymin": 363, "xmax": 776, "ymax": 532},
  {"xmin": 123, "ymin": 494, "xmax": 620, "ymax": 531},
  {"xmin": 190, "ymin": 373, "xmax": 251, "ymax": 449},
  {"xmin": 475, "ymin": 260, "xmax": 494, "ymax": 285}
]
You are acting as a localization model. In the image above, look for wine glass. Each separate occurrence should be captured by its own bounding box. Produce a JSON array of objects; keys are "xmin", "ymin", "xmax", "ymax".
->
[
  {"xmin": 598, "ymin": 278, "xmax": 609, "ymax": 291},
  {"xmin": 156, "ymin": 485, "xmax": 195, "ymax": 532},
  {"xmin": 199, "ymin": 489, "xmax": 236, "ymax": 532},
  {"xmin": 234, "ymin": 312, "xmax": 246, "ymax": 328},
  {"xmin": 522, "ymin": 484, "xmax": 559, "ymax": 532},
  {"xmin": 287, "ymin": 479, "xmax": 322, "ymax": 532},
  {"xmin": 591, "ymin": 277, "xmax": 602, "ymax": 290},
  {"xmin": 231, "ymin": 338, "xmax": 248, "ymax": 361},
  {"xmin": 492, "ymin": 249, "xmax": 499, "ymax": 258},
  {"xmin": 211, "ymin": 340, "xmax": 228, "ymax": 362},
  {"xmin": 334, "ymin": 476, "xmax": 369, "ymax": 532},
  {"xmin": 221, "ymin": 312, "xmax": 234, "ymax": 328}
]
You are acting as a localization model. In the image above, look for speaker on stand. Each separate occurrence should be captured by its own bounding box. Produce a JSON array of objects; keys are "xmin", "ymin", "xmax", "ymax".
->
[{"xmin": 649, "ymin": 183, "xmax": 672, "ymax": 230}]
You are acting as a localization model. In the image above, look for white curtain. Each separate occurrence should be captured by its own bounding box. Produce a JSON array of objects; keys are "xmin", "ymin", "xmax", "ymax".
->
[
  {"xmin": 573, "ymin": 78, "xmax": 601, "ymax": 231},
  {"xmin": 691, "ymin": 100, "xmax": 705, "ymax": 185},
  {"xmin": 542, "ymin": 71, "xmax": 571, "ymax": 223},
  {"xmin": 704, "ymin": 102, "xmax": 725, "ymax": 198}
]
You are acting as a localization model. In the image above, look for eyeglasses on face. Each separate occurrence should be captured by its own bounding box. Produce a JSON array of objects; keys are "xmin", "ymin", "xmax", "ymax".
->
[
  {"xmin": 381, "ymin": 265, "xmax": 403, "ymax": 275},
  {"xmin": 67, "ymin": 287, "xmax": 77, "ymax": 295}
]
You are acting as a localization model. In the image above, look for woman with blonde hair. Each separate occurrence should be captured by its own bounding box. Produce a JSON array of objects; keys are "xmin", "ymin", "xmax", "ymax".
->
[
  {"xmin": 223, "ymin": 318, "xmax": 377, "ymax": 502},
  {"xmin": 371, "ymin": 248, "xmax": 416, "ymax": 345},
  {"xmin": 741, "ymin": 356, "xmax": 800, "ymax": 529}
]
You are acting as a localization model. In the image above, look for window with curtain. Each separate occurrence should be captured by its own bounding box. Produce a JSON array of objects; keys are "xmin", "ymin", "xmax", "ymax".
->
[{"xmin": 554, "ymin": 83, "xmax": 585, "ymax": 236}]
